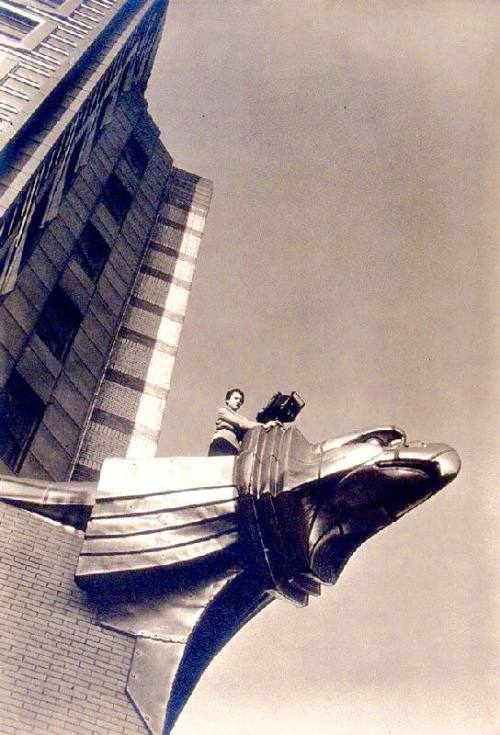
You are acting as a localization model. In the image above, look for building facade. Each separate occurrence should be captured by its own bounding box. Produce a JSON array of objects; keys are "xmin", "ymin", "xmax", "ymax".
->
[
  {"xmin": 0, "ymin": 3, "xmax": 214, "ymax": 732},
  {"xmin": 0, "ymin": 0, "xmax": 212, "ymax": 480}
]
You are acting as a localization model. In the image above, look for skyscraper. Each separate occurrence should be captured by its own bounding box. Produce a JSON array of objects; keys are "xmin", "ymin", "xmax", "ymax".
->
[{"xmin": 0, "ymin": 0, "xmax": 212, "ymax": 480}]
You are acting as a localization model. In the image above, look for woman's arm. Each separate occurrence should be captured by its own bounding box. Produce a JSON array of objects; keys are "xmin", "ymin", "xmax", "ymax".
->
[{"xmin": 216, "ymin": 406, "xmax": 260, "ymax": 432}]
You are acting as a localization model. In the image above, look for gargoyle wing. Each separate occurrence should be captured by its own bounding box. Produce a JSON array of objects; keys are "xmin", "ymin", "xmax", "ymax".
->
[
  {"xmin": 75, "ymin": 455, "xmax": 239, "ymax": 583},
  {"xmin": 0, "ymin": 473, "xmax": 96, "ymax": 529},
  {"xmin": 75, "ymin": 454, "xmax": 273, "ymax": 735},
  {"xmin": 103, "ymin": 570, "xmax": 273, "ymax": 735}
]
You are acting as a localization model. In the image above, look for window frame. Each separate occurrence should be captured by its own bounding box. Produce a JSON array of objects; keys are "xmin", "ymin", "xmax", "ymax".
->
[
  {"xmin": 35, "ymin": 284, "xmax": 82, "ymax": 361},
  {"xmin": 0, "ymin": 369, "xmax": 45, "ymax": 471}
]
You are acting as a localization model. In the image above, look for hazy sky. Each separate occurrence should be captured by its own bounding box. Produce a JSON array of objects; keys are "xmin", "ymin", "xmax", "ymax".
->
[{"xmin": 147, "ymin": 2, "xmax": 499, "ymax": 733}]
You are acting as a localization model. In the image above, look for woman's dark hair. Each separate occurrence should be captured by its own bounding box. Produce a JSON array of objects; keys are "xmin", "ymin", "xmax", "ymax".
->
[{"xmin": 225, "ymin": 388, "xmax": 244, "ymax": 404}]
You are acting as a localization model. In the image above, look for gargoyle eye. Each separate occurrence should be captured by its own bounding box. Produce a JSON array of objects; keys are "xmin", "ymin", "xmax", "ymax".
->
[{"xmin": 366, "ymin": 437, "xmax": 384, "ymax": 446}]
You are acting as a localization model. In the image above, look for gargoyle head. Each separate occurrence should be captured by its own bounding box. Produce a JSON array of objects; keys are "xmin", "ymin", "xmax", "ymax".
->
[
  {"xmin": 237, "ymin": 425, "xmax": 460, "ymax": 592},
  {"xmin": 281, "ymin": 428, "xmax": 461, "ymax": 583}
]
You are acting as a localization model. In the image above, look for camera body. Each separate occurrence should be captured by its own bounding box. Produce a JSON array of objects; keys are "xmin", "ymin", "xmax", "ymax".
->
[{"xmin": 256, "ymin": 391, "xmax": 305, "ymax": 424}]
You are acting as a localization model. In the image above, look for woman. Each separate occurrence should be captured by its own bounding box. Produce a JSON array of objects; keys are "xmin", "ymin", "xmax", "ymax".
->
[{"xmin": 208, "ymin": 389, "xmax": 280, "ymax": 456}]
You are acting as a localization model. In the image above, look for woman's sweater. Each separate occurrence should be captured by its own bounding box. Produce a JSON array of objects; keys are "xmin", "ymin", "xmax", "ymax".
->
[{"xmin": 211, "ymin": 406, "xmax": 260, "ymax": 451}]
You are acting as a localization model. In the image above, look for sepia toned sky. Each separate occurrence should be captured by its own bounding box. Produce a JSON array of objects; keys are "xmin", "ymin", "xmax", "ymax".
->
[{"xmin": 148, "ymin": 2, "xmax": 499, "ymax": 733}]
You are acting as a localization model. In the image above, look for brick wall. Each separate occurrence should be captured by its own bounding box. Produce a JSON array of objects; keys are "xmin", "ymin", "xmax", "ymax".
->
[
  {"xmin": 0, "ymin": 91, "xmax": 212, "ymax": 482},
  {"xmin": 72, "ymin": 168, "xmax": 212, "ymax": 479},
  {"xmin": 0, "ymin": 90, "xmax": 176, "ymax": 481},
  {"xmin": 0, "ymin": 502, "xmax": 147, "ymax": 735}
]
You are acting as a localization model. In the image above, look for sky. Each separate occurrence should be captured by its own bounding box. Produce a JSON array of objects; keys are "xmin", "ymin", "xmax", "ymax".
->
[{"xmin": 147, "ymin": 2, "xmax": 499, "ymax": 733}]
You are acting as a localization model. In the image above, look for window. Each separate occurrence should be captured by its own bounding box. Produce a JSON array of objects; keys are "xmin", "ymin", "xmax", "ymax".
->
[
  {"xmin": 0, "ymin": 370, "xmax": 44, "ymax": 471},
  {"xmin": 0, "ymin": 235, "xmax": 10, "ymax": 286},
  {"xmin": 20, "ymin": 185, "xmax": 52, "ymax": 268},
  {"xmin": 0, "ymin": 231, "xmax": 16, "ymax": 297},
  {"xmin": 0, "ymin": 6, "xmax": 37, "ymax": 41},
  {"xmin": 35, "ymin": 285, "xmax": 82, "ymax": 360},
  {"xmin": 102, "ymin": 173, "xmax": 132, "ymax": 223},
  {"xmin": 115, "ymin": 61, "xmax": 132, "ymax": 99},
  {"xmin": 74, "ymin": 223, "xmax": 110, "ymax": 282},
  {"xmin": 124, "ymin": 136, "xmax": 148, "ymax": 177},
  {"xmin": 62, "ymin": 136, "xmax": 85, "ymax": 196},
  {"xmin": 92, "ymin": 94, "xmax": 113, "ymax": 146}
]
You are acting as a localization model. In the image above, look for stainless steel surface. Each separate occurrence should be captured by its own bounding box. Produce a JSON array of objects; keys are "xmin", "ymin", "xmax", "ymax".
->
[
  {"xmin": 76, "ymin": 529, "xmax": 239, "ymax": 578},
  {"xmin": 2, "ymin": 422, "xmax": 460, "ymax": 734},
  {"xmin": 96, "ymin": 455, "xmax": 235, "ymax": 499},
  {"xmin": 91, "ymin": 486, "xmax": 237, "ymax": 518},
  {"xmin": 0, "ymin": 473, "xmax": 96, "ymax": 528},
  {"xmin": 76, "ymin": 456, "xmax": 239, "ymax": 581},
  {"xmin": 86, "ymin": 498, "xmax": 237, "ymax": 536},
  {"xmin": 105, "ymin": 573, "xmax": 240, "ymax": 735},
  {"xmin": 82, "ymin": 515, "xmax": 238, "ymax": 555},
  {"xmin": 100, "ymin": 576, "xmax": 236, "ymax": 642},
  {"xmin": 127, "ymin": 638, "xmax": 185, "ymax": 735}
]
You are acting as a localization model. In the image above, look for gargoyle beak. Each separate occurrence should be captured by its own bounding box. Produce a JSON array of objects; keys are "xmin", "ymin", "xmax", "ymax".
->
[
  {"xmin": 307, "ymin": 442, "xmax": 462, "ymax": 585},
  {"xmin": 395, "ymin": 443, "xmax": 461, "ymax": 487},
  {"xmin": 434, "ymin": 447, "xmax": 461, "ymax": 484}
]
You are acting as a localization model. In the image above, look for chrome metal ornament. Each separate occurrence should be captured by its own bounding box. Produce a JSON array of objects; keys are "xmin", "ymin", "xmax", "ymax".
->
[{"xmin": 0, "ymin": 424, "xmax": 460, "ymax": 735}]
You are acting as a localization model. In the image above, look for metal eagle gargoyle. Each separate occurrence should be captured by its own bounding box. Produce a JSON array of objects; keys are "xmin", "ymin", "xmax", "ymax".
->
[{"xmin": 0, "ymin": 422, "xmax": 460, "ymax": 734}]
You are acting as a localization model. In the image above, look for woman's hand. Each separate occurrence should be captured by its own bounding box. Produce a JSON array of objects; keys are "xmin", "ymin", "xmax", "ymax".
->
[{"xmin": 263, "ymin": 420, "xmax": 285, "ymax": 431}]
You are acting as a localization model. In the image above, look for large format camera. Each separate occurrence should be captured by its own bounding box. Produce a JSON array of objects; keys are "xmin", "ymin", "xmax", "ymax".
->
[{"xmin": 256, "ymin": 392, "xmax": 305, "ymax": 424}]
